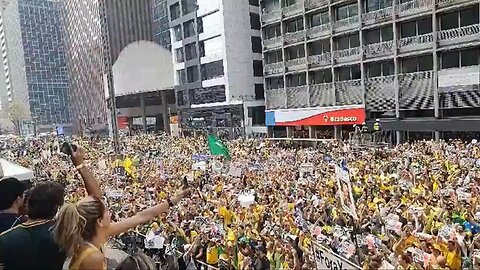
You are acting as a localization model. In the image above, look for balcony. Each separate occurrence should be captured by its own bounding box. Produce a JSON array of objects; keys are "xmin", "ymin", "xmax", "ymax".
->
[
  {"xmin": 286, "ymin": 86, "xmax": 309, "ymax": 108},
  {"xmin": 261, "ymin": 9, "xmax": 281, "ymax": 24},
  {"xmin": 438, "ymin": 66, "xmax": 480, "ymax": 109},
  {"xmin": 310, "ymin": 83, "xmax": 335, "ymax": 107},
  {"xmin": 363, "ymin": 40, "xmax": 394, "ymax": 58},
  {"xmin": 284, "ymin": 30, "xmax": 305, "ymax": 45},
  {"xmin": 398, "ymin": 71, "xmax": 434, "ymax": 110},
  {"xmin": 362, "ymin": 7, "xmax": 393, "ymax": 26},
  {"xmin": 308, "ymin": 53, "xmax": 332, "ymax": 66},
  {"xmin": 264, "ymin": 62, "xmax": 285, "ymax": 76},
  {"xmin": 266, "ymin": 88, "xmax": 287, "ymax": 110},
  {"xmin": 437, "ymin": 24, "xmax": 480, "ymax": 46},
  {"xmin": 285, "ymin": 58, "xmax": 307, "ymax": 71},
  {"xmin": 282, "ymin": 2, "xmax": 304, "ymax": 18},
  {"xmin": 365, "ymin": 76, "xmax": 395, "ymax": 112},
  {"xmin": 398, "ymin": 33, "xmax": 434, "ymax": 52},
  {"xmin": 263, "ymin": 36, "xmax": 283, "ymax": 50},
  {"xmin": 333, "ymin": 47, "xmax": 362, "ymax": 62},
  {"xmin": 396, "ymin": 0, "xmax": 433, "ymax": 17},
  {"xmin": 306, "ymin": 23, "xmax": 331, "ymax": 39},
  {"xmin": 333, "ymin": 16, "xmax": 360, "ymax": 32},
  {"xmin": 335, "ymin": 79, "xmax": 364, "ymax": 105},
  {"xmin": 436, "ymin": 0, "xmax": 473, "ymax": 8},
  {"xmin": 305, "ymin": 0, "xmax": 329, "ymax": 10}
]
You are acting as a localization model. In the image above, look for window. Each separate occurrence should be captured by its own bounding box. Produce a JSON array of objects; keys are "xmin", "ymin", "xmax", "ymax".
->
[
  {"xmin": 177, "ymin": 91, "xmax": 185, "ymax": 106},
  {"xmin": 197, "ymin": 17, "xmax": 204, "ymax": 34},
  {"xmin": 199, "ymin": 41, "xmax": 205, "ymax": 57},
  {"xmin": 310, "ymin": 69, "xmax": 332, "ymax": 84},
  {"xmin": 248, "ymin": 106, "xmax": 266, "ymax": 125},
  {"xmin": 181, "ymin": 0, "xmax": 197, "ymax": 15},
  {"xmin": 175, "ymin": 48, "xmax": 184, "ymax": 63},
  {"xmin": 183, "ymin": 20, "xmax": 195, "ymax": 38},
  {"xmin": 309, "ymin": 10, "xmax": 329, "ymax": 27},
  {"xmin": 285, "ymin": 17, "xmax": 304, "ymax": 33},
  {"xmin": 366, "ymin": 61, "xmax": 393, "ymax": 77},
  {"xmin": 285, "ymin": 45, "xmax": 305, "ymax": 60},
  {"xmin": 441, "ymin": 49, "xmax": 479, "ymax": 69},
  {"xmin": 253, "ymin": 60, "xmax": 263, "ymax": 77},
  {"xmin": 440, "ymin": 7, "xmax": 479, "ymax": 30},
  {"xmin": 250, "ymin": 13, "xmax": 261, "ymax": 30},
  {"xmin": 177, "ymin": 69, "xmax": 186, "ymax": 85},
  {"xmin": 255, "ymin": 84, "xmax": 265, "ymax": 100},
  {"xmin": 170, "ymin": 3, "xmax": 181, "ymax": 20},
  {"xmin": 336, "ymin": 33, "xmax": 359, "ymax": 50},
  {"xmin": 401, "ymin": 55, "xmax": 433, "ymax": 73},
  {"xmin": 364, "ymin": 0, "xmax": 392, "ymax": 12},
  {"xmin": 400, "ymin": 17, "xmax": 432, "ymax": 38},
  {"xmin": 308, "ymin": 39, "xmax": 330, "ymax": 55},
  {"xmin": 187, "ymin": 66, "xmax": 199, "ymax": 83},
  {"xmin": 201, "ymin": 60, "xmax": 224, "ymax": 80},
  {"xmin": 336, "ymin": 3, "xmax": 358, "ymax": 20},
  {"xmin": 284, "ymin": 0, "xmax": 296, "ymax": 7},
  {"xmin": 185, "ymin": 43, "xmax": 197, "ymax": 61},
  {"xmin": 365, "ymin": 26, "xmax": 393, "ymax": 44},
  {"xmin": 265, "ymin": 24, "xmax": 281, "ymax": 39},
  {"xmin": 266, "ymin": 76, "xmax": 284, "ymax": 89},
  {"xmin": 173, "ymin": 25, "xmax": 183, "ymax": 41},
  {"xmin": 337, "ymin": 65, "xmax": 361, "ymax": 81},
  {"xmin": 286, "ymin": 72, "xmax": 306, "ymax": 87},
  {"xmin": 460, "ymin": 7, "xmax": 479, "ymax": 26},
  {"xmin": 249, "ymin": 0, "xmax": 259, "ymax": 7},
  {"xmin": 251, "ymin": 36, "xmax": 262, "ymax": 53},
  {"xmin": 265, "ymin": 50, "xmax": 283, "ymax": 64}
]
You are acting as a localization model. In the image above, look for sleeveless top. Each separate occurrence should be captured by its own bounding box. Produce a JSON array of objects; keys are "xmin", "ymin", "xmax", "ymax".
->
[{"xmin": 69, "ymin": 242, "xmax": 107, "ymax": 270}]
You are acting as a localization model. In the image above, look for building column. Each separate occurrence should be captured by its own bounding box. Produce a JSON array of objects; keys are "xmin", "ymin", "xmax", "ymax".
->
[
  {"xmin": 160, "ymin": 91, "xmax": 170, "ymax": 134},
  {"xmin": 434, "ymin": 131, "xmax": 441, "ymax": 141},
  {"xmin": 286, "ymin": 126, "xmax": 294, "ymax": 138},
  {"xmin": 308, "ymin": 126, "xmax": 316, "ymax": 139},
  {"xmin": 396, "ymin": 130, "xmax": 403, "ymax": 145},
  {"xmin": 334, "ymin": 126, "xmax": 342, "ymax": 140},
  {"xmin": 140, "ymin": 93, "xmax": 147, "ymax": 133}
]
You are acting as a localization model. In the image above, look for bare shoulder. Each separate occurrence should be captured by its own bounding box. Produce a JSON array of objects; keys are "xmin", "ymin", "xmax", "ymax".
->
[{"xmin": 81, "ymin": 250, "xmax": 106, "ymax": 270}]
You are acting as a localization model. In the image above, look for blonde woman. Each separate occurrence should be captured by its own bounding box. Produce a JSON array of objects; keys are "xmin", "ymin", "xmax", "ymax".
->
[{"xmin": 53, "ymin": 189, "xmax": 189, "ymax": 270}]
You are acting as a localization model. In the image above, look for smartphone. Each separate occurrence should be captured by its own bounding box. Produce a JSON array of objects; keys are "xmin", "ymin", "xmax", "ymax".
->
[{"xmin": 60, "ymin": 142, "xmax": 77, "ymax": 156}]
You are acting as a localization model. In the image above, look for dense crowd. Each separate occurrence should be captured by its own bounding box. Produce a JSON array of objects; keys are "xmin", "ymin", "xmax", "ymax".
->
[{"xmin": 1, "ymin": 133, "xmax": 480, "ymax": 270}]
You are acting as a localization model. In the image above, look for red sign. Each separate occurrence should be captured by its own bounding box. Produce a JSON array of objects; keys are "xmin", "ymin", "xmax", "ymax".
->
[
  {"xmin": 117, "ymin": 116, "xmax": 129, "ymax": 129},
  {"xmin": 277, "ymin": 108, "xmax": 365, "ymax": 126}
]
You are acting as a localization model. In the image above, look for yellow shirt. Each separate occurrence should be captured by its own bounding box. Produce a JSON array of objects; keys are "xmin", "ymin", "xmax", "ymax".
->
[
  {"xmin": 206, "ymin": 245, "xmax": 219, "ymax": 265},
  {"xmin": 219, "ymin": 206, "xmax": 234, "ymax": 226},
  {"xmin": 438, "ymin": 243, "xmax": 461, "ymax": 270}
]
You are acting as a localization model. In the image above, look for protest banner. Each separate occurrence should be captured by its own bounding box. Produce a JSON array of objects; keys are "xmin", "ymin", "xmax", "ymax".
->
[
  {"xmin": 313, "ymin": 241, "xmax": 361, "ymax": 270},
  {"xmin": 106, "ymin": 189, "xmax": 124, "ymax": 199},
  {"xmin": 228, "ymin": 164, "xmax": 242, "ymax": 178},
  {"xmin": 335, "ymin": 164, "xmax": 358, "ymax": 220}
]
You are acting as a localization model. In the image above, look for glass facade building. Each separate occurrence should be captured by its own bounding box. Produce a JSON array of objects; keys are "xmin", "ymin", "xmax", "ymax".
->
[{"xmin": 2, "ymin": 0, "xmax": 71, "ymax": 126}]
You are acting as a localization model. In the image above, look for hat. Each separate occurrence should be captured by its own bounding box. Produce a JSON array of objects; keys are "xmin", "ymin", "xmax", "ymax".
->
[{"xmin": 0, "ymin": 178, "xmax": 30, "ymax": 210}]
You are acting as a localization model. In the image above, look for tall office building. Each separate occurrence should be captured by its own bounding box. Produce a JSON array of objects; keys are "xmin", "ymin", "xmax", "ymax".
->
[
  {"xmin": 152, "ymin": 0, "xmax": 171, "ymax": 50},
  {"xmin": 0, "ymin": 0, "xmax": 71, "ymax": 131},
  {"xmin": 261, "ymin": 0, "xmax": 480, "ymax": 141},
  {"xmin": 61, "ymin": 0, "xmax": 172, "ymax": 131},
  {"xmin": 168, "ymin": 0, "xmax": 267, "ymax": 137}
]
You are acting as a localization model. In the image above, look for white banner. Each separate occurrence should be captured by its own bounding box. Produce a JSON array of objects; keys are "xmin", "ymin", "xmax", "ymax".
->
[{"xmin": 313, "ymin": 242, "xmax": 361, "ymax": 270}]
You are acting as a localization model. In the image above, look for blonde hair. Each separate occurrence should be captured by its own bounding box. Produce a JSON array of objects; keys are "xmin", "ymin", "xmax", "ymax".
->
[{"xmin": 53, "ymin": 197, "xmax": 105, "ymax": 257}]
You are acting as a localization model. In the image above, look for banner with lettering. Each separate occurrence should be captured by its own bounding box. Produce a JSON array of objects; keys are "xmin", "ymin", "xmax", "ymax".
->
[{"xmin": 313, "ymin": 242, "xmax": 361, "ymax": 270}]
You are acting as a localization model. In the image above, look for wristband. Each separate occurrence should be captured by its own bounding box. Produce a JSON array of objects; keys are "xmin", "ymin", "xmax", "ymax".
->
[
  {"xmin": 75, "ymin": 163, "xmax": 85, "ymax": 170},
  {"xmin": 167, "ymin": 197, "xmax": 174, "ymax": 207}
]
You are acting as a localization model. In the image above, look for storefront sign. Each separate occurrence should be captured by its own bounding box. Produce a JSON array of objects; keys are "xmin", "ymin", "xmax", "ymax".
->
[{"xmin": 266, "ymin": 105, "xmax": 365, "ymax": 126}]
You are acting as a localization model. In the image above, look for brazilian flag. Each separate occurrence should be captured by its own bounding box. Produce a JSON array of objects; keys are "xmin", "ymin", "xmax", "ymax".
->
[{"xmin": 207, "ymin": 135, "xmax": 231, "ymax": 160}]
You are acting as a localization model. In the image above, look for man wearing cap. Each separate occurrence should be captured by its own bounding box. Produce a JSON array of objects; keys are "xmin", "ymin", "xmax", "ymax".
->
[{"xmin": 0, "ymin": 178, "xmax": 29, "ymax": 234}]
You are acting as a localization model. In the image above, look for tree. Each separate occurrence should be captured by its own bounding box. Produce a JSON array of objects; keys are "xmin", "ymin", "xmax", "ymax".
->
[{"xmin": 4, "ymin": 101, "xmax": 29, "ymax": 135}]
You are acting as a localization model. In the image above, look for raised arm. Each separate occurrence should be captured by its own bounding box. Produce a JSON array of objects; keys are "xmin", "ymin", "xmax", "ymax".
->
[
  {"xmin": 108, "ymin": 189, "xmax": 189, "ymax": 236},
  {"xmin": 71, "ymin": 146, "xmax": 102, "ymax": 199}
]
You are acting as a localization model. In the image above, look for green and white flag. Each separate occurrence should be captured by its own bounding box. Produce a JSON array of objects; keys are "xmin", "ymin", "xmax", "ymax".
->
[{"xmin": 207, "ymin": 135, "xmax": 231, "ymax": 160}]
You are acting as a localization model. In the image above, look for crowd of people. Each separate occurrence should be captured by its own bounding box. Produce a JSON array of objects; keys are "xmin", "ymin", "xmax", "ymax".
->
[{"xmin": 0, "ymin": 132, "xmax": 480, "ymax": 270}]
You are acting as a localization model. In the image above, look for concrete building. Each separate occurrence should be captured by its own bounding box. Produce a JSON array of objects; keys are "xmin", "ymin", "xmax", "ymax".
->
[
  {"xmin": 61, "ymin": 0, "xmax": 174, "ymax": 133},
  {"xmin": 261, "ymin": 0, "xmax": 480, "ymax": 142},
  {"xmin": 1, "ymin": 0, "xmax": 72, "ymax": 133},
  {"xmin": 168, "ymin": 0, "xmax": 267, "ymax": 137}
]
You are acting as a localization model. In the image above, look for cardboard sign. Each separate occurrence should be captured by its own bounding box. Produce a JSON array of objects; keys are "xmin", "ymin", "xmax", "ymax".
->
[
  {"xmin": 228, "ymin": 164, "xmax": 242, "ymax": 178},
  {"xmin": 106, "ymin": 189, "xmax": 124, "ymax": 199}
]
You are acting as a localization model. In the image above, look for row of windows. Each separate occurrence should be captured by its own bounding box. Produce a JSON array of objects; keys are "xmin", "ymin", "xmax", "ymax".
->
[
  {"xmin": 263, "ymin": 5, "xmax": 479, "ymax": 39},
  {"xmin": 265, "ymin": 49, "xmax": 480, "ymax": 88}
]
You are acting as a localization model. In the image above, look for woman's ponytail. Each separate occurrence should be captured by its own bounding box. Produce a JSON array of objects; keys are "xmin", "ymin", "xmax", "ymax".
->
[{"xmin": 53, "ymin": 203, "xmax": 87, "ymax": 257}]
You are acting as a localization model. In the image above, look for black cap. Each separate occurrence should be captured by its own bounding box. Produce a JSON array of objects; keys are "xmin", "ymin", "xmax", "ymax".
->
[{"xmin": 0, "ymin": 178, "xmax": 30, "ymax": 210}]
